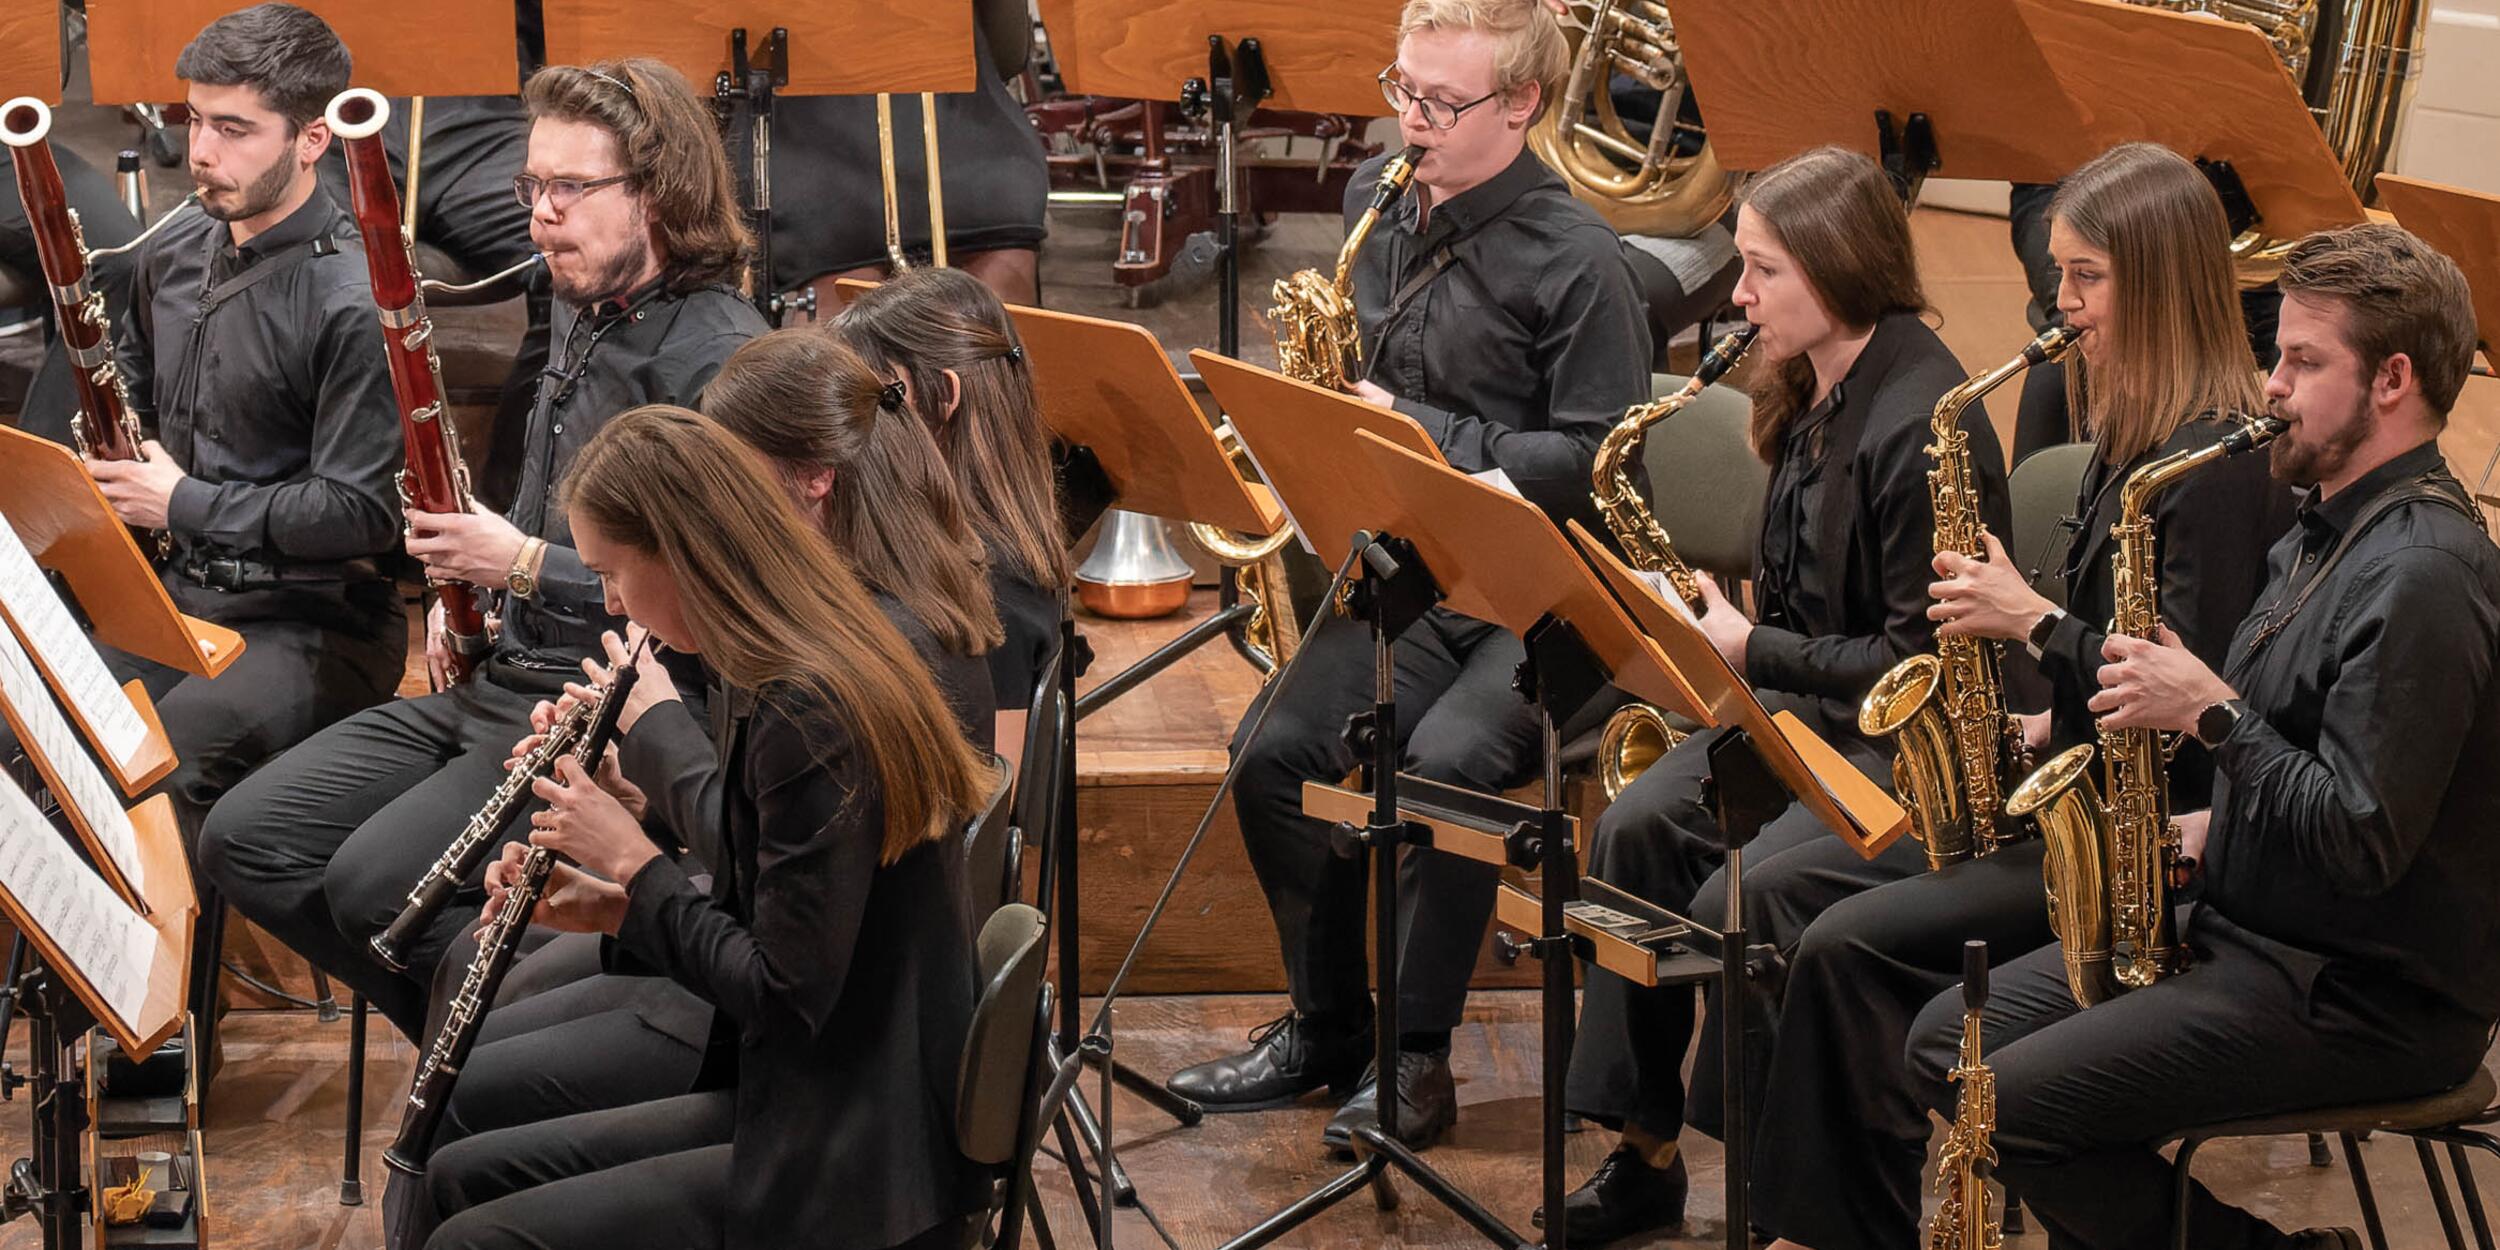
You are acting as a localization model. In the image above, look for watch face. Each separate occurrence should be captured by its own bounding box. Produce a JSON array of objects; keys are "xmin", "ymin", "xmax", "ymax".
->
[{"xmin": 2197, "ymin": 702, "xmax": 2235, "ymax": 745}]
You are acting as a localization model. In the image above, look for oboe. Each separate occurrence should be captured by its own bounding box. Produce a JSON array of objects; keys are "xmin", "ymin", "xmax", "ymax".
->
[{"xmin": 368, "ymin": 658, "xmax": 640, "ymax": 972}]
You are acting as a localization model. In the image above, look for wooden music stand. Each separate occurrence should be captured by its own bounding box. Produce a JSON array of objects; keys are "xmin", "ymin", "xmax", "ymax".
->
[
  {"xmin": 1188, "ymin": 349, "xmax": 1438, "ymax": 560},
  {"xmin": 1013, "ymin": 309, "xmax": 1281, "ymax": 537},
  {"xmin": 2377, "ymin": 174, "xmax": 2500, "ymax": 374},
  {"xmin": 2018, "ymin": 0, "xmax": 2368, "ymax": 239},
  {"xmin": 0, "ymin": 514, "xmax": 175, "ymax": 798},
  {"xmin": 1035, "ymin": 0, "xmax": 1400, "ymax": 117},
  {"xmin": 1666, "ymin": 0, "xmax": 2098, "ymax": 183},
  {"xmin": 0, "ymin": 2, "xmax": 59, "ymax": 103},
  {"xmin": 86, "ymin": 0, "xmax": 521, "ymax": 102},
  {"xmin": 0, "ymin": 770, "xmax": 192, "ymax": 1059},
  {"xmin": 542, "ymin": 0, "xmax": 975, "ymax": 95},
  {"xmin": 0, "ymin": 427, "xmax": 239, "ymax": 680},
  {"xmin": 0, "ymin": 621, "xmax": 169, "ymax": 907}
]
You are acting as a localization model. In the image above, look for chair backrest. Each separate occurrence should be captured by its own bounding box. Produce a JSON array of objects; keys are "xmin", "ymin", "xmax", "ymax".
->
[
  {"xmin": 2008, "ymin": 442, "xmax": 2097, "ymax": 608},
  {"xmin": 962, "ymin": 757, "xmax": 1019, "ymax": 921},
  {"xmin": 976, "ymin": 0, "xmax": 1034, "ymax": 78},
  {"xmin": 1638, "ymin": 373, "xmax": 1768, "ymax": 582},
  {"xmin": 954, "ymin": 903, "xmax": 1050, "ymax": 1165},
  {"xmin": 1010, "ymin": 645, "xmax": 1068, "ymax": 878}
]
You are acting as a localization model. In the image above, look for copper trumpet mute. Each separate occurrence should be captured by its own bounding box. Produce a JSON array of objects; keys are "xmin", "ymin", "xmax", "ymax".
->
[{"xmin": 1075, "ymin": 509, "xmax": 1195, "ymax": 619}]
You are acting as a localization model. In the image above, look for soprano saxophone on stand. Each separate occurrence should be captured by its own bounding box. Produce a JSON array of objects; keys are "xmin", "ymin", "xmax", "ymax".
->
[
  {"xmin": 384, "ymin": 658, "xmax": 640, "ymax": 1174},
  {"xmin": 2008, "ymin": 414, "xmax": 2285, "ymax": 1007},
  {"xmin": 327, "ymin": 87, "xmax": 492, "ymax": 683},
  {"xmin": 1860, "ymin": 326, "xmax": 2079, "ymax": 867},
  {"xmin": 1929, "ymin": 940, "xmax": 2002, "ymax": 1250},
  {"xmin": 1588, "ymin": 325, "xmax": 1758, "ymax": 799}
]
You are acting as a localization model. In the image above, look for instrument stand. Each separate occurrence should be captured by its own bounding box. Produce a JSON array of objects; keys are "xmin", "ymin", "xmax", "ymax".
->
[
  {"xmin": 0, "ymin": 962, "xmax": 93, "ymax": 1250},
  {"xmin": 714, "ymin": 26, "xmax": 814, "ymax": 325}
]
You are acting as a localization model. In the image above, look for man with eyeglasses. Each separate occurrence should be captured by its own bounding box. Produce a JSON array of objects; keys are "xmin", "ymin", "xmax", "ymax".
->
[
  {"xmin": 200, "ymin": 56, "xmax": 767, "ymax": 1047},
  {"xmin": 1166, "ymin": 0, "xmax": 1651, "ymax": 1156}
]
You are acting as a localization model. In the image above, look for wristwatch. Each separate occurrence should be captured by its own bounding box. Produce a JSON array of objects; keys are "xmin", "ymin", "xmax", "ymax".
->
[
  {"xmin": 506, "ymin": 537, "xmax": 547, "ymax": 600},
  {"xmin": 2193, "ymin": 698, "xmax": 2246, "ymax": 749},
  {"xmin": 2024, "ymin": 607, "xmax": 2067, "ymax": 660}
]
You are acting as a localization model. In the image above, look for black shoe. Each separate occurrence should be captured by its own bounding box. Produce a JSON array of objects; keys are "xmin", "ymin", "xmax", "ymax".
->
[
  {"xmin": 1321, "ymin": 1049, "xmax": 1458, "ymax": 1155},
  {"xmin": 1165, "ymin": 1012, "xmax": 1371, "ymax": 1111},
  {"xmin": 1531, "ymin": 1145, "xmax": 1688, "ymax": 1244},
  {"xmin": 2284, "ymin": 1230, "xmax": 2363, "ymax": 1250}
]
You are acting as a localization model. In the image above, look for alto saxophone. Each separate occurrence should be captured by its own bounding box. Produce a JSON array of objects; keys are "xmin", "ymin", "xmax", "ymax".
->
[
  {"xmin": 368, "ymin": 657, "xmax": 642, "ymax": 972},
  {"xmin": 1930, "ymin": 940, "xmax": 2002, "ymax": 1250},
  {"xmin": 1192, "ymin": 146, "xmax": 1426, "ymax": 669},
  {"xmin": 1861, "ymin": 326, "xmax": 2079, "ymax": 867},
  {"xmin": 1590, "ymin": 326, "xmax": 1758, "ymax": 799},
  {"xmin": 2007, "ymin": 414, "xmax": 2285, "ymax": 1007}
]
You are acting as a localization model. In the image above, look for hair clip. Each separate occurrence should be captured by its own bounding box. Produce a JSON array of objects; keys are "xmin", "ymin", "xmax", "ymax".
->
[
  {"xmin": 584, "ymin": 67, "xmax": 639, "ymax": 101},
  {"xmin": 1001, "ymin": 344, "xmax": 1025, "ymax": 365},
  {"xmin": 878, "ymin": 380, "xmax": 908, "ymax": 412}
]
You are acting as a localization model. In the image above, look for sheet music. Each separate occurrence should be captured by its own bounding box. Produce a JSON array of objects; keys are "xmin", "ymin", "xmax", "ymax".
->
[
  {"xmin": 0, "ymin": 514, "xmax": 148, "ymax": 767},
  {"xmin": 0, "ymin": 771, "xmax": 155, "ymax": 1028},
  {"xmin": 1634, "ymin": 570, "xmax": 1700, "ymax": 623},
  {"xmin": 0, "ymin": 622, "xmax": 144, "ymax": 895},
  {"xmin": 1468, "ymin": 466, "xmax": 1525, "ymax": 500}
]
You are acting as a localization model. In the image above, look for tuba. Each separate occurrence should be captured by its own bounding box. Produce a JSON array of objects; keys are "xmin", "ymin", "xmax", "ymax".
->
[
  {"xmin": 1861, "ymin": 327, "xmax": 2078, "ymax": 867},
  {"xmin": 1529, "ymin": 0, "xmax": 1735, "ymax": 238},
  {"xmin": 2008, "ymin": 415, "xmax": 2284, "ymax": 1007},
  {"xmin": 1197, "ymin": 146, "xmax": 1426, "ymax": 669},
  {"xmin": 1590, "ymin": 325, "xmax": 1757, "ymax": 799},
  {"xmin": 1929, "ymin": 941, "xmax": 2003, "ymax": 1250}
]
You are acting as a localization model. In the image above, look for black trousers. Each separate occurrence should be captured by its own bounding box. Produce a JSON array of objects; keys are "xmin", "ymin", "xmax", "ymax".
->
[
  {"xmin": 1232, "ymin": 605, "xmax": 1546, "ymax": 1037},
  {"xmin": 1563, "ymin": 692, "xmax": 1911, "ymax": 1141},
  {"xmin": 424, "ymin": 1091, "xmax": 735, "ymax": 1250},
  {"xmin": 198, "ymin": 661, "xmax": 564, "ymax": 1038},
  {"xmin": 1904, "ymin": 910, "xmax": 2494, "ymax": 1250},
  {"xmin": 1751, "ymin": 839, "xmax": 2053, "ymax": 1250}
]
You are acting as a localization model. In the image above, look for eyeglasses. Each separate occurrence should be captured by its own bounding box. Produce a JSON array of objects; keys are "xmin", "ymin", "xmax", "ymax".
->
[
  {"xmin": 513, "ymin": 172, "xmax": 632, "ymax": 211},
  {"xmin": 1377, "ymin": 69, "xmax": 1502, "ymax": 131}
]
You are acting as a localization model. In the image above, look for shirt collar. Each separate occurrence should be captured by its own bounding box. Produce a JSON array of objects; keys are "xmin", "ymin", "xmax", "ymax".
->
[
  {"xmin": 1405, "ymin": 146, "xmax": 1553, "ymax": 242},
  {"xmin": 583, "ymin": 271, "xmax": 673, "ymax": 323},
  {"xmin": 2298, "ymin": 437, "xmax": 2445, "ymax": 541},
  {"xmin": 1812, "ymin": 310, "xmax": 1926, "ymax": 418},
  {"xmin": 217, "ymin": 183, "xmax": 336, "ymax": 264}
]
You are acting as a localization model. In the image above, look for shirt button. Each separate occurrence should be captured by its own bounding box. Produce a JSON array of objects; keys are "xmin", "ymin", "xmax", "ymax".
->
[{"xmin": 551, "ymin": 423, "xmax": 564, "ymax": 435}]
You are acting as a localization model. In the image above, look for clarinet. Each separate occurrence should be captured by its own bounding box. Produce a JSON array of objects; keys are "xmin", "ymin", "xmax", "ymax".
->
[
  {"xmin": 325, "ymin": 87, "xmax": 491, "ymax": 683},
  {"xmin": 382, "ymin": 662, "xmax": 639, "ymax": 1174},
  {"xmin": 368, "ymin": 660, "xmax": 640, "ymax": 972}
]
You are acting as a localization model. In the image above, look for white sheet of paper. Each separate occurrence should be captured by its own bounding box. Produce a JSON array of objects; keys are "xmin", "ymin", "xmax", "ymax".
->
[
  {"xmin": 1468, "ymin": 466, "xmax": 1524, "ymax": 499},
  {"xmin": 0, "ymin": 624, "xmax": 143, "ymax": 895},
  {"xmin": 1634, "ymin": 570, "xmax": 1700, "ymax": 623},
  {"xmin": 0, "ymin": 772, "xmax": 155, "ymax": 1028},
  {"xmin": 0, "ymin": 514, "xmax": 149, "ymax": 768}
]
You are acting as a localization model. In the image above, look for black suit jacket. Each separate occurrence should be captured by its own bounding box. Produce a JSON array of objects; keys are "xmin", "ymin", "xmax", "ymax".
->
[{"xmin": 616, "ymin": 682, "xmax": 986, "ymax": 1250}]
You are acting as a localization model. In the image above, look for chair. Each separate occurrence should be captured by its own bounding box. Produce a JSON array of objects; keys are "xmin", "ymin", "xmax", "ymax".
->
[
  {"xmin": 955, "ymin": 903, "xmax": 1052, "ymax": 1250},
  {"xmin": 1010, "ymin": 644, "xmax": 1071, "ymax": 904},
  {"xmin": 2007, "ymin": 442, "xmax": 2096, "ymax": 607},
  {"xmin": 2167, "ymin": 1066, "xmax": 2500, "ymax": 1250},
  {"xmin": 1638, "ymin": 371, "xmax": 1768, "ymax": 587},
  {"xmin": 964, "ymin": 758, "xmax": 1021, "ymax": 922}
]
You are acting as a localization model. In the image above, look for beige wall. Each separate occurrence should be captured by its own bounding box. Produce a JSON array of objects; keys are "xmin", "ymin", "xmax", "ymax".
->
[{"xmin": 2392, "ymin": 0, "xmax": 2500, "ymax": 193}]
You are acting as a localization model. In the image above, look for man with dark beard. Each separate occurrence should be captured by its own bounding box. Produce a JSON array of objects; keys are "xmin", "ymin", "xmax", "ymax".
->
[
  {"xmin": 198, "ymin": 58, "xmax": 767, "ymax": 1044},
  {"xmin": 0, "ymin": 3, "xmax": 409, "ymax": 1038},
  {"xmin": 1897, "ymin": 223, "xmax": 2499, "ymax": 1250}
]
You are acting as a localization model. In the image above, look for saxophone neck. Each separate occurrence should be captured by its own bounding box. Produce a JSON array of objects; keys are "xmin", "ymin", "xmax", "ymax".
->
[{"xmin": 1931, "ymin": 324, "xmax": 2081, "ymax": 437}]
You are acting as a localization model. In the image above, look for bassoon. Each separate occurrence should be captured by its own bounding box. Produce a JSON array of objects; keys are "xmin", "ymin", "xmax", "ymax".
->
[
  {"xmin": 0, "ymin": 98, "xmax": 147, "ymax": 465},
  {"xmin": 325, "ymin": 87, "xmax": 490, "ymax": 683}
]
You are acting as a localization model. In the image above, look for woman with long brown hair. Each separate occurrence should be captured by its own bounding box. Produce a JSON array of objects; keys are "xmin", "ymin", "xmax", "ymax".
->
[
  {"xmin": 836, "ymin": 266, "xmax": 1070, "ymax": 733},
  {"xmin": 1740, "ymin": 141, "xmax": 2295, "ymax": 1250},
  {"xmin": 420, "ymin": 406, "xmax": 991, "ymax": 1250},
  {"xmin": 1551, "ymin": 145, "xmax": 2012, "ymax": 1243}
]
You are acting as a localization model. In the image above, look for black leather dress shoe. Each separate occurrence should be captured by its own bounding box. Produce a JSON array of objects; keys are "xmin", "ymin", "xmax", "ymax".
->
[
  {"xmin": 1531, "ymin": 1145, "xmax": 1687, "ymax": 1244},
  {"xmin": 2284, "ymin": 1229, "xmax": 2363, "ymax": 1250},
  {"xmin": 1164, "ymin": 1012, "xmax": 1371, "ymax": 1111},
  {"xmin": 1321, "ymin": 1049, "xmax": 1458, "ymax": 1155}
]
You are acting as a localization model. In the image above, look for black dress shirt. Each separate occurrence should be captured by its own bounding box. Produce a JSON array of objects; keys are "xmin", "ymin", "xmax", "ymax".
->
[
  {"xmin": 986, "ymin": 547, "xmax": 1065, "ymax": 711},
  {"xmin": 1346, "ymin": 146, "xmax": 1652, "ymax": 537},
  {"xmin": 120, "ymin": 186, "xmax": 400, "ymax": 573},
  {"xmin": 2031, "ymin": 416, "xmax": 2295, "ymax": 797},
  {"xmin": 2200, "ymin": 439, "xmax": 2500, "ymax": 1017},
  {"xmin": 617, "ymin": 682, "xmax": 987, "ymax": 1250},
  {"xmin": 497, "ymin": 277, "xmax": 767, "ymax": 673},
  {"xmin": 1745, "ymin": 312, "xmax": 2009, "ymax": 735}
]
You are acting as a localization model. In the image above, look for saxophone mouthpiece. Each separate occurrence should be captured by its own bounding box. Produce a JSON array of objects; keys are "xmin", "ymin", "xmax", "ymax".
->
[
  {"xmin": 2225, "ymin": 413, "xmax": 2289, "ymax": 453},
  {"xmin": 2026, "ymin": 323, "xmax": 2083, "ymax": 366},
  {"xmin": 1696, "ymin": 324, "xmax": 1762, "ymax": 386},
  {"xmin": 1963, "ymin": 940, "xmax": 1990, "ymax": 1009},
  {"xmin": 1371, "ymin": 146, "xmax": 1425, "ymax": 211}
]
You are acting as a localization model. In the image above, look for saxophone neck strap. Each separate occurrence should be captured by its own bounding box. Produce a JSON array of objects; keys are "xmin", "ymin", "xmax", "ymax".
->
[{"xmin": 2239, "ymin": 468, "xmax": 2473, "ymax": 659}]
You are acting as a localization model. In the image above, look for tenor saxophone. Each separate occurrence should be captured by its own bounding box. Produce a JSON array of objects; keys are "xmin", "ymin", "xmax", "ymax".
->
[
  {"xmin": 1861, "ymin": 326, "xmax": 2079, "ymax": 867},
  {"xmin": 1929, "ymin": 940, "xmax": 2002, "ymax": 1250},
  {"xmin": 1590, "ymin": 326, "xmax": 1758, "ymax": 799},
  {"xmin": 2007, "ymin": 415, "xmax": 2285, "ymax": 1007}
]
